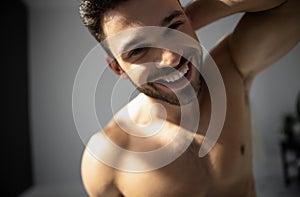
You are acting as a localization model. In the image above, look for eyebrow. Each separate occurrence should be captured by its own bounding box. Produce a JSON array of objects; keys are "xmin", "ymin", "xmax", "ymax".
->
[
  {"xmin": 121, "ymin": 10, "xmax": 184, "ymax": 55},
  {"xmin": 122, "ymin": 36, "xmax": 147, "ymax": 54}
]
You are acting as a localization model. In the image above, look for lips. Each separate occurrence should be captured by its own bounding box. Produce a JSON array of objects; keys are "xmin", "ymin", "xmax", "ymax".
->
[
  {"xmin": 160, "ymin": 64, "xmax": 189, "ymax": 83},
  {"xmin": 154, "ymin": 61, "xmax": 193, "ymax": 90}
]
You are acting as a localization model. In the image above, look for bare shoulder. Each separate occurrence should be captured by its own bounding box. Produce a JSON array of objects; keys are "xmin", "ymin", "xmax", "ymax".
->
[{"xmin": 81, "ymin": 124, "xmax": 129, "ymax": 197}]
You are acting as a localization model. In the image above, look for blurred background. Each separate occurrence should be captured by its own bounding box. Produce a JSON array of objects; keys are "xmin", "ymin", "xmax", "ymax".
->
[{"xmin": 2, "ymin": 0, "xmax": 299, "ymax": 196}]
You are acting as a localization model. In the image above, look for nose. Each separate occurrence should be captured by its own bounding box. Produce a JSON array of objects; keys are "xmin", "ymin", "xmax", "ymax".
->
[{"xmin": 157, "ymin": 49, "xmax": 182, "ymax": 68}]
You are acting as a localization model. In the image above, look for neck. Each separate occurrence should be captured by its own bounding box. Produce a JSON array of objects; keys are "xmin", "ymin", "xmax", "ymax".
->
[
  {"xmin": 144, "ymin": 94, "xmax": 182, "ymax": 124},
  {"xmin": 139, "ymin": 90, "xmax": 203, "ymax": 127}
]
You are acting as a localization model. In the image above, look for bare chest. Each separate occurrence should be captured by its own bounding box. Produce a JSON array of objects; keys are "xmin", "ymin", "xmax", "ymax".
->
[
  {"xmin": 115, "ymin": 49, "xmax": 256, "ymax": 196},
  {"xmin": 116, "ymin": 134, "xmax": 254, "ymax": 197}
]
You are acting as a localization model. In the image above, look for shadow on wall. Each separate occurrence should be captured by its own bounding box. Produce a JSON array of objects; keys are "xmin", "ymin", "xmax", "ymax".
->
[{"xmin": 1, "ymin": 1, "xmax": 33, "ymax": 197}]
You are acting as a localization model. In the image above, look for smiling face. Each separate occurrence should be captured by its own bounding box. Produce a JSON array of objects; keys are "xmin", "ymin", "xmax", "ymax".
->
[{"xmin": 103, "ymin": 0, "xmax": 202, "ymax": 105}]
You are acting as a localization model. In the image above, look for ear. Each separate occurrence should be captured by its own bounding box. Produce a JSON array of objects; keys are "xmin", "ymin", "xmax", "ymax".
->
[{"xmin": 105, "ymin": 55, "xmax": 128, "ymax": 80}]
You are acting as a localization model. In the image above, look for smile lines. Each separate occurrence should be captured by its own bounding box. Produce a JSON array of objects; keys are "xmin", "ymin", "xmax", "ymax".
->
[{"xmin": 162, "ymin": 64, "xmax": 189, "ymax": 83}]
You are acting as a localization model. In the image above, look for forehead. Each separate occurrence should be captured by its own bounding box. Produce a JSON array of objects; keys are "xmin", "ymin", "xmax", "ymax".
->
[{"xmin": 102, "ymin": 0, "xmax": 182, "ymax": 38}]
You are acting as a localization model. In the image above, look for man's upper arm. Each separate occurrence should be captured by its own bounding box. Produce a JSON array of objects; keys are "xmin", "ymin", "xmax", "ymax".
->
[
  {"xmin": 228, "ymin": 0, "xmax": 300, "ymax": 78},
  {"xmin": 81, "ymin": 148, "xmax": 120, "ymax": 197},
  {"xmin": 81, "ymin": 131, "xmax": 127, "ymax": 197}
]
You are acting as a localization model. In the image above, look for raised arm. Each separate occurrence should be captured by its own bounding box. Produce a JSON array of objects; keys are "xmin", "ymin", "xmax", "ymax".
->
[
  {"xmin": 184, "ymin": 0, "xmax": 286, "ymax": 29},
  {"xmin": 185, "ymin": 0, "xmax": 300, "ymax": 79}
]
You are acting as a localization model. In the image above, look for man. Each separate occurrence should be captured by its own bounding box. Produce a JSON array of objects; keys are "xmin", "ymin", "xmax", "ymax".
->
[{"xmin": 79, "ymin": 0, "xmax": 299, "ymax": 196}]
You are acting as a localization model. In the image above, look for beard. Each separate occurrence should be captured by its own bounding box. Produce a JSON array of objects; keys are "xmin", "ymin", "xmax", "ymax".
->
[
  {"xmin": 128, "ymin": 72, "xmax": 202, "ymax": 106},
  {"xmin": 125, "ymin": 49, "xmax": 203, "ymax": 106}
]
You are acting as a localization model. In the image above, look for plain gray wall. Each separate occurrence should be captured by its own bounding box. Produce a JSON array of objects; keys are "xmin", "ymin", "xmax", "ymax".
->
[
  {"xmin": 24, "ymin": 0, "xmax": 300, "ymax": 195},
  {"xmin": 25, "ymin": 0, "xmax": 95, "ymax": 185}
]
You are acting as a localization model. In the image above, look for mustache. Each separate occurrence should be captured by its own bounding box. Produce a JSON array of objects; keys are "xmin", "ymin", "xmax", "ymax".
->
[
  {"xmin": 147, "ymin": 56, "xmax": 187, "ymax": 82},
  {"xmin": 155, "ymin": 56, "xmax": 187, "ymax": 77},
  {"xmin": 147, "ymin": 50, "xmax": 201, "ymax": 82}
]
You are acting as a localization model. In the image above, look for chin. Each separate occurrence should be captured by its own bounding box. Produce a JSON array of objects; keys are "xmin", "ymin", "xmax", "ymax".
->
[{"xmin": 137, "ymin": 78, "xmax": 201, "ymax": 106}]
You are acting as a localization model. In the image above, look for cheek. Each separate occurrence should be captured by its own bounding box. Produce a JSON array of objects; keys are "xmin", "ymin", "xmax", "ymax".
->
[
  {"xmin": 123, "ymin": 64, "xmax": 152, "ymax": 86},
  {"xmin": 182, "ymin": 22, "xmax": 198, "ymax": 41}
]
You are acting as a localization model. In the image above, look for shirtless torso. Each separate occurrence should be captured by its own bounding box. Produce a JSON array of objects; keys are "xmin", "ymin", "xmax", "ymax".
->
[
  {"xmin": 79, "ymin": 0, "xmax": 300, "ymax": 196},
  {"xmin": 82, "ymin": 37, "xmax": 255, "ymax": 197}
]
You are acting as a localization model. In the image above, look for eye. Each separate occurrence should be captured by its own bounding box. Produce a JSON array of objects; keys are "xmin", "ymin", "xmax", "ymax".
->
[
  {"xmin": 128, "ymin": 47, "xmax": 146, "ymax": 58},
  {"xmin": 168, "ymin": 21, "xmax": 184, "ymax": 30}
]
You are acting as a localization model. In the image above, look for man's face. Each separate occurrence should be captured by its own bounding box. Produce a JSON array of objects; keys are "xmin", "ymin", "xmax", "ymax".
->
[{"xmin": 103, "ymin": 0, "xmax": 202, "ymax": 105}]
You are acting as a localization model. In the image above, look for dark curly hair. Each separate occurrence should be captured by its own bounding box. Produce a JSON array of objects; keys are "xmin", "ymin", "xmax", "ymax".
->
[
  {"xmin": 79, "ymin": 0, "xmax": 128, "ymax": 42},
  {"xmin": 79, "ymin": 0, "xmax": 181, "ymax": 43}
]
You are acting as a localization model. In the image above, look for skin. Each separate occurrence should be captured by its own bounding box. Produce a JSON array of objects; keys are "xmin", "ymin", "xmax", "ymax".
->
[{"xmin": 81, "ymin": 0, "xmax": 300, "ymax": 196}]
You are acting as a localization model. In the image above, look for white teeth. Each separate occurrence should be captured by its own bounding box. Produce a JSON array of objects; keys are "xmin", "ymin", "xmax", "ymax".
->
[{"xmin": 164, "ymin": 65, "xmax": 189, "ymax": 83}]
